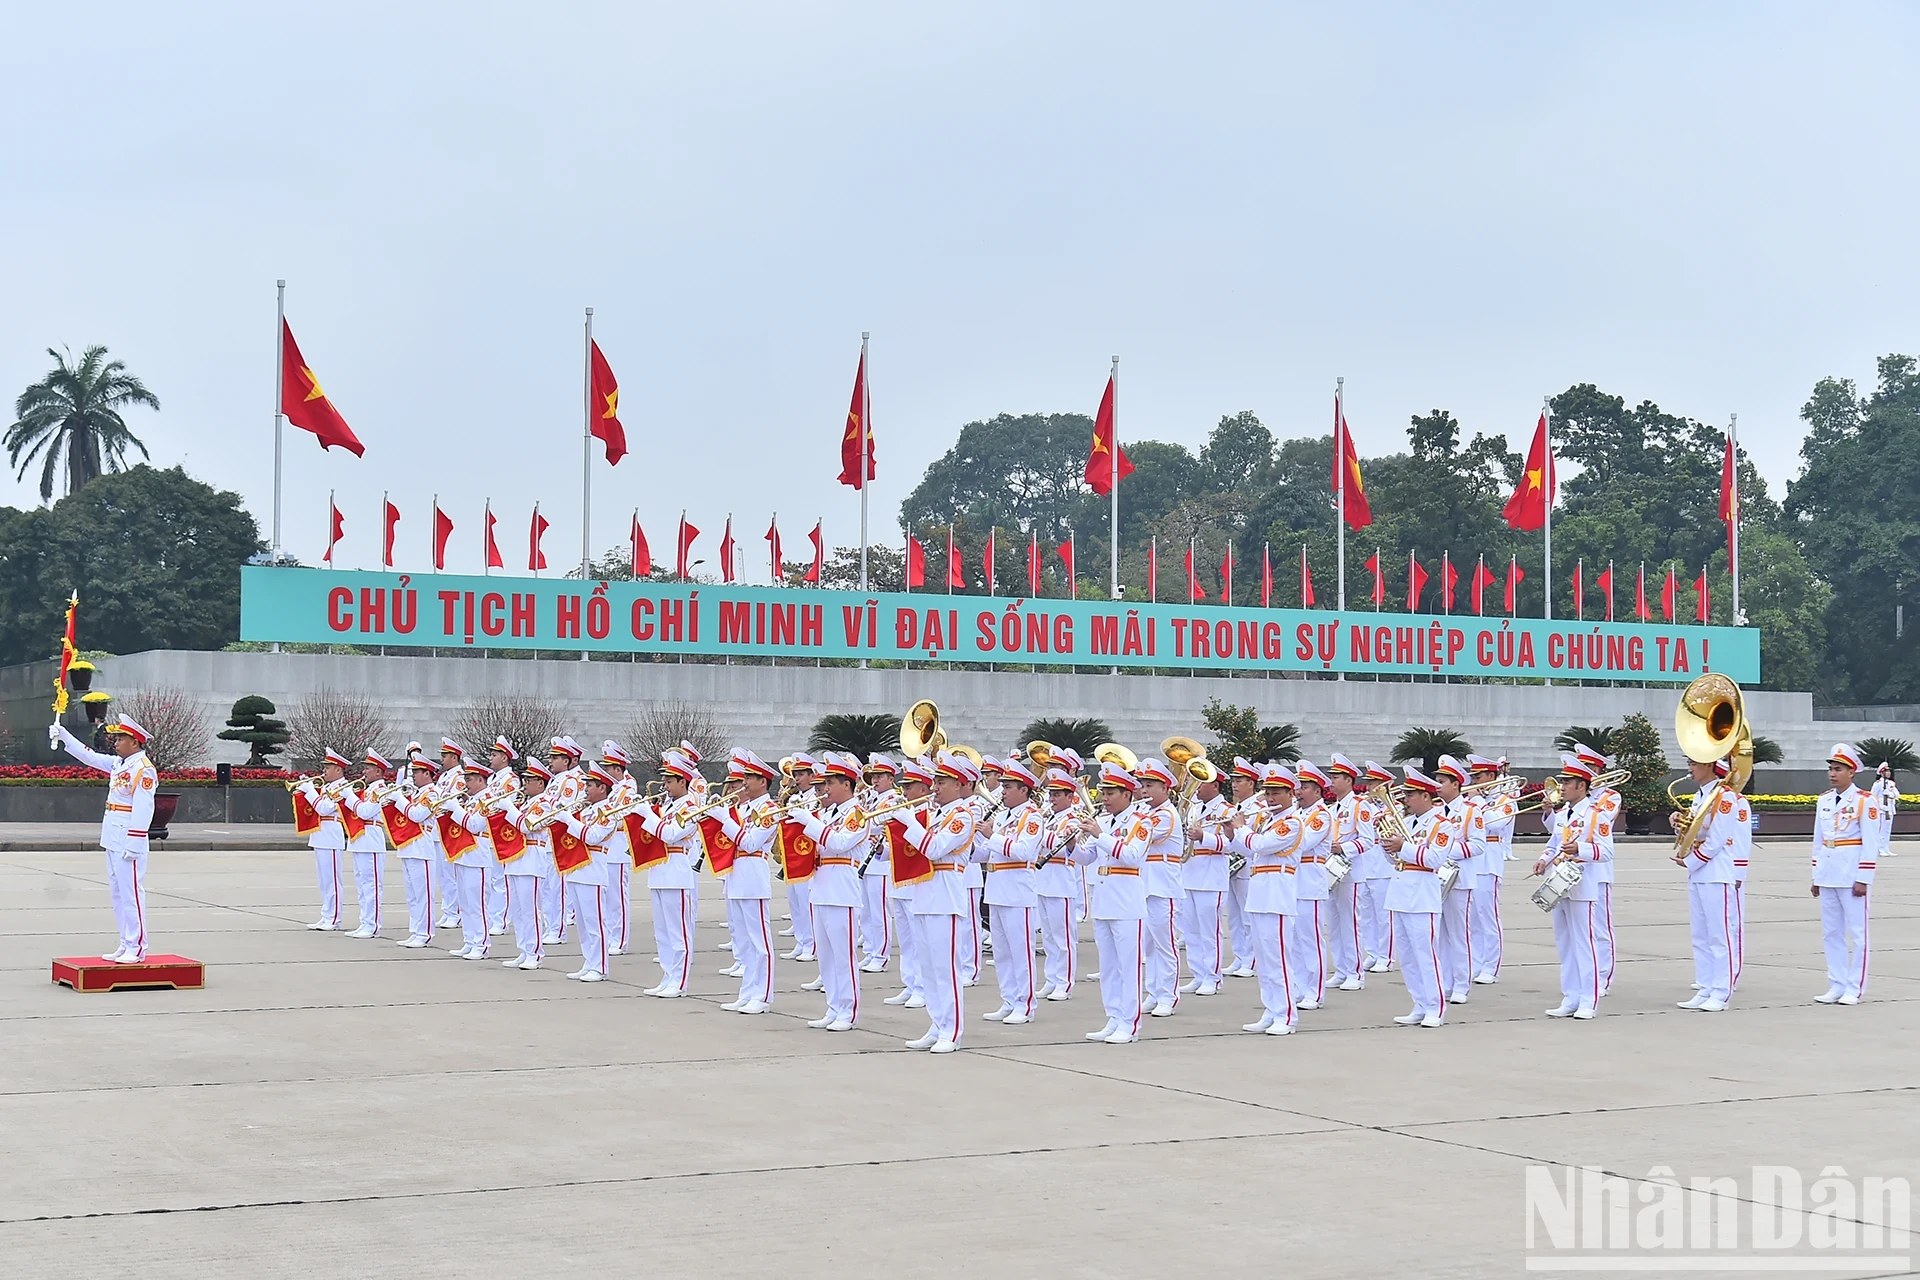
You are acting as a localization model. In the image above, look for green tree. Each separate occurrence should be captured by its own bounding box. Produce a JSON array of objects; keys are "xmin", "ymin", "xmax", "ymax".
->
[
  {"xmin": 217, "ymin": 695, "xmax": 290, "ymax": 767},
  {"xmin": 7, "ymin": 345, "xmax": 159, "ymax": 501},
  {"xmin": 1611, "ymin": 712, "xmax": 1671, "ymax": 821},
  {"xmin": 1390, "ymin": 727, "xmax": 1472, "ymax": 774},
  {"xmin": 900, "ymin": 412, "xmax": 1095, "ymax": 545},
  {"xmin": 0, "ymin": 465, "xmax": 263, "ymax": 667},
  {"xmin": 1200, "ymin": 698, "xmax": 1300, "ymax": 763},
  {"xmin": 1017, "ymin": 717, "xmax": 1113, "ymax": 757},
  {"xmin": 1554, "ymin": 725, "xmax": 1617, "ymax": 755},
  {"xmin": 1856, "ymin": 737, "xmax": 1917, "ymax": 776},
  {"xmin": 809, "ymin": 713, "xmax": 902, "ymax": 757}
]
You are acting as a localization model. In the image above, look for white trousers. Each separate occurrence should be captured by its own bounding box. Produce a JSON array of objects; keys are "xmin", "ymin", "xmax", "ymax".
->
[
  {"xmin": 1731, "ymin": 882, "xmax": 1745, "ymax": 989},
  {"xmin": 960, "ymin": 889, "xmax": 984, "ymax": 983},
  {"xmin": 1817, "ymin": 886, "xmax": 1870, "ymax": 998},
  {"xmin": 400, "ymin": 857, "xmax": 437, "ymax": 941},
  {"xmin": 1469, "ymin": 872, "xmax": 1504, "ymax": 978},
  {"xmin": 990, "ymin": 904, "xmax": 1037, "ymax": 1017},
  {"xmin": 1594, "ymin": 881, "xmax": 1616, "ymax": 992},
  {"xmin": 506, "ymin": 873, "xmax": 543, "ymax": 961},
  {"xmin": 915, "ymin": 913, "xmax": 964, "ymax": 1044},
  {"xmin": 1326, "ymin": 876, "xmax": 1360, "ymax": 981},
  {"xmin": 568, "ymin": 880, "xmax": 607, "ymax": 976},
  {"xmin": 1687, "ymin": 880, "xmax": 1734, "ymax": 1002},
  {"xmin": 1438, "ymin": 885, "xmax": 1472, "ymax": 995},
  {"xmin": 607, "ymin": 861, "xmax": 631, "ymax": 952},
  {"xmin": 1038, "ymin": 894, "xmax": 1078, "ymax": 995},
  {"xmin": 814, "ymin": 903, "xmax": 861, "ymax": 1023},
  {"xmin": 650, "ymin": 887, "xmax": 694, "ymax": 991},
  {"xmin": 313, "ymin": 847, "xmax": 344, "ymax": 927},
  {"xmin": 727, "ymin": 897, "xmax": 774, "ymax": 1005},
  {"xmin": 1248, "ymin": 911, "xmax": 1295, "ymax": 1028},
  {"xmin": 1183, "ymin": 890, "xmax": 1225, "ymax": 987},
  {"xmin": 891, "ymin": 895, "xmax": 924, "ymax": 998},
  {"xmin": 1092, "ymin": 917, "xmax": 1145, "ymax": 1036},
  {"xmin": 1143, "ymin": 893, "xmax": 1180, "ymax": 1008},
  {"xmin": 456, "ymin": 864, "xmax": 491, "ymax": 954},
  {"xmin": 106, "ymin": 851, "xmax": 149, "ymax": 959},
  {"xmin": 485, "ymin": 860, "xmax": 507, "ymax": 932},
  {"xmin": 1288, "ymin": 898, "xmax": 1328, "ymax": 1004},
  {"xmin": 540, "ymin": 872, "xmax": 566, "ymax": 941},
  {"xmin": 859, "ymin": 876, "xmax": 891, "ymax": 964},
  {"xmin": 352, "ymin": 851, "xmax": 384, "ymax": 933},
  {"xmin": 437, "ymin": 861, "xmax": 459, "ymax": 917},
  {"xmin": 787, "ymin": 880, "xmax": 815, "ymax": 951},
  {"xmin": 1226, "ymin": 876, "xmax": 1253, "ymax": 967},
  {"xmin": 1357, "ymin": 878, "xmax": 1392, "ymax": 965},
  {"xmin": 1393, "ymin": 910, "xmax": 1445, "ymax": 1020},
  {"xmin": 1550, "ymin": 898, "xmax": 1602, "ymax": 1012}
]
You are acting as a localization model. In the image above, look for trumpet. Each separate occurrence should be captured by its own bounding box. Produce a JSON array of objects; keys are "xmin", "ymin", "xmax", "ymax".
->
[
  {"xmin": 1367, "ymin": 781, "xmax": 1414, "ymax": 846},
  {"xmin": 857, "ymin": 795, "xmax": 928, "ymax": 824},
  {"xmin": 686, "ymin": 784, "xmax": 744, "ymax": 823},
  {"xmin": 1462, "ymin": 774, "xmax": 1526, "ymax": 801},
  {"xmin": 1513, "ymin": 778, "xmax": 1564, "ymax": 816}
]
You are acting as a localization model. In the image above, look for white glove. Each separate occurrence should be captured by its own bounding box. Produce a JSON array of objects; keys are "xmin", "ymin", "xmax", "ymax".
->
[{"xmin": 49, "ymin": 724, "xmax": 61, "ymax": 748}]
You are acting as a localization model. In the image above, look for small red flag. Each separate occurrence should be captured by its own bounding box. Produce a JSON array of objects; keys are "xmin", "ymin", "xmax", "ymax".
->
[
  {"xmin": 983, "ymin": 529, "xmax": 997, "ymax": 595},
  {"xmin": 1057, "ymin": 536, "xmax": 1076, "ymax": 598},
  {"xmin": 839, "ymin": 347, "xmax": 875, "ymax": 489},
  {"xmin": 1441, "ymin": 555, "xmax": 1458, "ymax": 612},
  {"xmin": 765, "ymin": 516, "xmax": 783, "ymax": 583},
  {"xmin": 805, "ymin": 520, "xmax": 823, "ymax": 585},
  {"xmin": 1662, "ymin": 565, "xmax": 1678, "ymax": 622},
  {"xmin": 1572, "ymin": 558, "xmax": 1584, "ymax": 620},
  {"xmin": 1694, "ymin": 568, "xmax": 1710, "ymax": 623},
  {"xmin": 1261, "ymin": 543, "xmax": 1274, "ymax": 608},
  {"xmin": 1218, "ymin": 544, "xmax": 1234, "ymax": 604},
  {"xmin": 946, "ymin": 528, "xmax": 964, "ymax": 589},
  {"xmin": 1719, "ymin": 430, "xmax": 1739, "ymax": 564},
  {"xmin": 631, "ymin": 513, "xmax": 651, "ymax": 577},
  {"xmin": 1407, "ymin": 554, "xmax": 1429, "ymax": 613},
  {"xmin": 906, "ymin": 536, "xmax": 926, "ymax": 589},
  {"xmin": 1148, "ymin": 538, "xmax": 1158, "ymax": 601},
  {"xmin": 1085, "ymin": 374, "xmax": 1133, "ymax": 497},
  {"xmin": 1595, "ymin": 562, "xmax": 1615, "ymax": 622},
  {"xmin": 719, "ymin": 516, "xmax": 737, "ymax": 584},
  {"xmin": 1333, "ymin": 395, "xmax": 1372, "ymax": 530},
  {"xmin": 588, "ymin": 340, "xmax": 627, "ymax": 465},
  {"xmin": 382, "ymin": 498, "xmax": 399, "ymax": 568},
  {"xmin": 1297, "ymin": 544, "xmax": 1312, "ymax": 608},
  {"xmin": 280, "ymin": 320, "xmax": 365, "ymax": 457},
  {"xmin": 1470, "ymin": 558, "xmax": 1494, "ymax": 615},
  {"xmin": 1505, "ymin": 556, "xmax": 1524, "ymax": 615},
  {"xmin": 323, "ymin": 496, "xmax": 344, "ymax": 564},
  {"xmin": 432, "ymin": 503, "xmax": 454, "ymax": 571},
  {"xmin": 483, "ymin": 505, "xmax": 503, "ymax": 570},
  {"xmin": 1186, "ymin": 543, "xmax": 1207, "ymax": 602},
  {"xmin": 528, "ymin": 505, "xmax": 549, "ymax": 572},
  {"xmin": 676, "ymin": 514, "xmax": 699, "ymax": 580},
  {"xmin": 1365, "ymin": 550, "xmax": 1385, "ymax": 606},
  {"xmin": 1636, "ymin": 562, "xmax": 1650, "ymax": 621},
  {"xmin": 1027, "ymin": 533, "xmax": 1042, "ymax": 597},
  {"xmin": 1503, "ymin": 412, "xmax": 1554, "ymax": 532}
]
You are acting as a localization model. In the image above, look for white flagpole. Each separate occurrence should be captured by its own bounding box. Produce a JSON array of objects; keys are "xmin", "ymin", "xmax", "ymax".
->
[
  {"xmin": 380, "ymin": 489, "xmax": 388, "ymax": 570},
  {"xmin": 1729, "ymin": 413, "xmax": 1742, "ymax": 625},
  {"xmin": 1335, "ymin": 378, "xmax": 1346, "ymax": 683},
  {"xmin": 581, "ymin": 309, "xmax": 595, "ymax": 662},
  {"xmin": 533, "ymin": 501, "xmax": 541, "ymax": 578},
  {"xmin": 1542, "ymin": 397, "xmax": 1554, "ymax": 622},
  {"xmin": 483, "ymin": 498, "xmax": 491, "ymax": 577},
  {"xmin": 430, "ymin": 494, "xmax": 437, "ymax": 572},
  {"xmin": 325, "ymin": 488, "xmax": 334, "ymax": 564},
  {"xmin": 860, "ymin": 331, "xmax": 870, "ymax": 593},
  {"xmin": 1109, "ymin": 356, "xmax": 1120, "ymax": 601},
  {"xmin": 272, "ymin": 280, "xmax": 286, "ymax": 563}
]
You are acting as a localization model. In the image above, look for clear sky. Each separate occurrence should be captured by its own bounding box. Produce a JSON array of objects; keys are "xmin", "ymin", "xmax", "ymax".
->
[{"xmin": 3, "ymin": 4, "xmax": 1915, "ymax": 576}]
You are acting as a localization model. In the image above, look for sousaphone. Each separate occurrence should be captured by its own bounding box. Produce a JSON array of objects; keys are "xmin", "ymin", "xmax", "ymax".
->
[{"xmin": 899, "ymin": 699, "xmax": 945, "ymax": 759}]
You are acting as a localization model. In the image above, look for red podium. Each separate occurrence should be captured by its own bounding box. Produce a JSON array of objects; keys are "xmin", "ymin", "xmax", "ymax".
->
[{"xmin": 52, "ymin": 954, "xmax": 205, "ymax": 993}]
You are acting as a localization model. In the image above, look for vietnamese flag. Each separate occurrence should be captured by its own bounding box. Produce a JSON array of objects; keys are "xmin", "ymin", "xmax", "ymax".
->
[
  {"xmin": 1364, "ymin": 550, "xmax": 1385, "ymax": 606},
  {"xmin": 1148, "ymin": 537, "xmax": 1159, "ymax": 602},
  {"xmin": 676, "ymin": 513, "xmax": 699, "ymax": 579},
  {"xmin": 1635, "ymin": 562, "xmax": 1650, "ymax": 621},
  {"xmin": 838, "ymin": 344, "xmax": 875, "ymax": 489},
  {"xmin": 906, "ymin": 535, "xmax": 926, "ymax": 589},
  {"xmin": 631, "ymin": 512, "xmax": 651, "ymax": 577},
  {"xmin": 588, "ymin": 340, "xmax": 627, "ymax": 465},
  {"xmin": 805, "ymin": 520, "xmax": 824, "ymax": 585},
  {"xmin": 1026, "ymin": 532, "xmax": 1042, "ymax": 597},
  {"xmin": 1218, "ymin": 543, "xmax": 1234, "ymax": 604},
  {"xmin": 1261, "ymin": 542, "xmax": 1273, "ymax": 607},
  {"xmin": 765, "ymin": 515, "xmax": 784, "ymax": 583},
  {"xmin": 1470, "ymin": 557, "xmax": 1495, "ymax": 615},
  {"xmin": 1662, "ymin": 565, "xmax": 1678, "ymax": 622},
  {"xmin": 291, "ymin": 788, "xmax": 321, "ymax": 836},
  {"xmin": 1595, "ymin": 562, "xmax": 1615, "ymax": 622},
  {"xmin": 382, "ymin": 497, "xmax": 400, "ymax": 568},
  {"xmin": 1185, "ymin": 541, "xmax": 1206, "ymax": 602},
  {"xmin": 1503, "ymin": 412, "xmax": 1554, "ymax": 531},
  {"xmin": 323, "ymin": 494, "xmax": 344, "ymax": 564},
  {"xmin": 946, "ymin": 527, "xmax": 964, "ymax": 589},
  {"xmin": 1298, "ymin": 544, "xmax": 1313, "ymax": 608},
  {"xmin": 1333, "ymin": 391, "xmax": 1371, "ymax": 529},
  {"xmin": 1693, "ymin": 567, "xmax": 1711, "ymax": 623},
  {"xmin": 1719, "ymin": 427, "xmax": 1740, "ymax": 564},
  {"xmin": 983, "ymin": 528, "xmax": 997, "ymax": 595},
  {"xmin": 1441, "ymin": 553, "xmax": 1458, "ymax": 613},
  {"xmin": 483, "ymin": 502, "xmax": 504, "ymax": 570},
  {"xmin": 1406, "ymin": 553, "xmax": 1429, "ymax": 613},
  {"xmin": 698, "ymin": 815, "xmax": 739, "ymax": 875},
  {"xmin": 528, "ymin": 504, "xmax": 550, "ymax": 572},
  {"xmin": 432, "ymin": 501, "xmax": 454, "ymax": 570},
  {"xmin": 626, "ymin": 813, "xmax": 669, "ymax": 869},
  {"xmin": 1571, "ymin": 558, "xmax": 1584, "ymax": 620},
  {"xmin": 280, "ymin": 319, "xmax": 365, "ymax": 456},
  {"xmin": 1505, "ymin": 556, "xmax": 1524, "ymax": 615},
  {"xmin": 1084, "ymin": 372, "xmax": 1133, "ymax": 497},
  {"xmin": 1057, "ymin": 535, "xmax": 1077, "ymax": 598},
  {"xmin": 719, "ymin": 515, "xmax": 737, "ymax": 584}
]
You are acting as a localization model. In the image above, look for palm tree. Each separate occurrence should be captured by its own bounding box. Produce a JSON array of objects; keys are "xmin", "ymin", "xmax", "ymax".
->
[
  {"xmin": 809, "ymin": 713, "xmax": 903, "ymax": 758},
  {"xmin": 1858, "ymin": 737, "xmax": 1919, "ymax": 776},
  {"xmin": 1391, "ymin": 727, "xmax": 1473, "ymax": 775},
  {"xmin": 1553, "ymin": 725, "xmax": 1617, "ymax": 756},
  {"xmin": 7, "ymin": 345, "xmax": 159, "ymax": 501},
  {"xmin": 1017, "ymin": 717, "xmax": 1113, "ymax": 757},
  {"xmin": 1747, "ymin": 735, "xmax": 1785, "ymax": 766}
]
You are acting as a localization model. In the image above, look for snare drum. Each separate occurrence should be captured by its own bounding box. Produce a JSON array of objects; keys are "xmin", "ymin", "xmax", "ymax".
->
[
  {"xmin": 1530, "ymin": 859, "xmax": 1583, "ymax": 912},
  {"xmin": 1326, "ymin": 850, "xmax": 1352, "ymax": 885},
  {"xmin": 1436, "ymin": 860, "xmax": 1460, "ymax": 892}
]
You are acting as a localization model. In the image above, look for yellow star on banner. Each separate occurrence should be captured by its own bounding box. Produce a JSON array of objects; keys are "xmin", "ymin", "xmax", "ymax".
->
[
  {"xmin": 602, "ymin": 388, "xmax": 619, "ymax": 419},
  {"xmin": 1348, "ymin": 459, "xmax": 1365, "ymax": 493},
  {"xmin": 1524, "ymin": 465, "xmax": 1542, "ymax": 493},
  {"xmin": 1091, "ymin": 434, "xmax": 1110, "ymax": 456},
  {"xmin": 301, "ymin": 366, "xmax": 327, "ymax": 402},
  {"xmin": 845, "ymin": 410, "xmax": 860, "ymax": 441}
]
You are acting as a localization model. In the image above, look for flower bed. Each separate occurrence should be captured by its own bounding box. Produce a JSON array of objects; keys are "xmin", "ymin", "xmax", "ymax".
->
[
  {"xmin": 0, "ymin": 764, "xmax": 294, "ymax": 786},
  {"xmin": 1743, "ymin": 793, "xmax": 1917, "ymax": 813}
]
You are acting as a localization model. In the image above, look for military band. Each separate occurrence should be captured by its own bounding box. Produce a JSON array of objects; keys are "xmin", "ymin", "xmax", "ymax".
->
[{"xmin": 229, "ymin": 670, "xmax": 1898, "ymax": 1058}]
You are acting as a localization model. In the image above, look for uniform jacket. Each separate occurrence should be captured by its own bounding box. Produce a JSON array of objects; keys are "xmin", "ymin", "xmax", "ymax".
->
[
  {"xmin": 57, "ymin": 727, "xmax": 155, "ymax": 857},
  {"xmin": 1811, "ymin": 784, "xmax": 1882, "ymax": 888},
  {"xmin": 899, "ymin": 798, "xmax": 974, "ymax": 916},
  {"xmin": 1071, "ymin": 807, "xmax": 1148, "ymax": 920},
  {"xmin": 1242, "ymin": 803, "xmax": 1301, "ymax": 916}
]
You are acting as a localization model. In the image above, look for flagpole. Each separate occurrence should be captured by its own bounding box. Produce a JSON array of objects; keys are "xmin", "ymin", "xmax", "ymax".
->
[
  {"xmin": 325, "ymin": 488, "xmax": 334, "ymax": 563},
  {"xmin": 272, "ymin": 280, "xmax": 286, "ymax": 563},
  {"xmin": 1108, "ymin": 356, "xmax": 1121, "ymax": 602},
  {"xmin": 381, "ymin": 489, "xmax": 388, "ymax": 570},
  {"xmin": 580, "ymin": 310, "xmax": 595, "ymax": 661},
  {"xmin": 859, "ymin": 331, "xmax": 870, "ymax": 593},
  {"xmin": 1729, "ymin": 413, "xmax": 1742, "ymax": 625},
  {"xmin": 1335, "ymin": 378, "xmax": 1346, "ymax": 612},
  {"xmin": 483, "ymin": 498, "xmax": 491, "ymax": 577},
  {"xmin": 430, "ymin": 494, "xmax": 437, "ymax": 572},
  {"xmin": 1542, "ymin": 397, "xmax": 1553, "ymax": 622}
]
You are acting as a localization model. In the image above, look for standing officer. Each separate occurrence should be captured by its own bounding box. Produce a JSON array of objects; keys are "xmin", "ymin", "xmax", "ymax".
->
[
  {"xmin": 1811, "ymin": 744, "xmax": 1882, "ymax": 1005},
  {"xmin": 1671, "ymin": 755, "xmax": 1738, "ymax": 1011},
  {"xmin": 1533, "ymin": 755, "xmax": 1613, "ymax": 1020},
  {"xmin": 52, "ymin": 716, "xmax": 157, "ymax": 963},
  {"xmin": 1069, "ymin": 761, "xmax": 1149, "ymax": 1044},
  {"xmin": 1380, "ymin": 768, "xmax": 1448, "ymax": 1028},
  {"xmin": 1133, "ymin": 759, "xmax": 1185, "ymax": 1018}
]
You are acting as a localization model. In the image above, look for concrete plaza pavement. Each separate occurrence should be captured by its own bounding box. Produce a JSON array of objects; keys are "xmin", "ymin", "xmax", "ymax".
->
[{"xmin": 1, "ymin": 838, "xmax": 1914, "ymax": 1278}]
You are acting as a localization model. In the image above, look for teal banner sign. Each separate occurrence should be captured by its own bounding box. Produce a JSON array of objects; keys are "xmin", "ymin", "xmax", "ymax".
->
[{"xmin": 240, "ymin": 567, "xmax": 1760, "ymax": 683}]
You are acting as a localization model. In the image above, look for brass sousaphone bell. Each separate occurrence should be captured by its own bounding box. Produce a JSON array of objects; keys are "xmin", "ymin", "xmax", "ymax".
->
[
  {"xmin": 1021, "ymin": 740, "xmax": 1057, "ymax": 774},
  {"xmin": 1092, "ymin": 741, "xmax": 1138, "ymax": 772},
  {"xmin": 1671, "ymin": 672, "xmax": 1755, "ymax": 856},
  {"xmin": 899, "ymin": 699, "xmax": 946, "ymax": 759}
]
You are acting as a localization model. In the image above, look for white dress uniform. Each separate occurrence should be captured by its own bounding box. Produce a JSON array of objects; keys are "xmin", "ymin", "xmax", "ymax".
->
[
  {"xmin": 1542, "ymin": 794, "xmax": 1614, "ymax": 1017},
  {"xmin": 299, "ymin": 777, "xmax": 349, "ymax": 931},
  {"xmin": 885, "ymin": 803, "xmax": 929, "ymax": 1009},
  {"xmin": 858, "ymin": 784, "xmax": 896, "ymax": 971},
  {"xmin": 1240, "ymin": 803, "xmax": 1302, "ymax": 1034},
  {"xmin": 1386, "ymin": 805, "xmax": 1450, "ymax": 1025},
  {"xmin": 346, "ymin": 782, "xmax": 389, "ymax": 937},
  {"xmin": 1353, "ymin": 786, "xmax": 1395, "ymax": 970},
  {"xmin": 1138, "ymin": 797, "xmax": 1185, "ymax": 1014},
  {"xmin": 542, "ymin": 762, "xmax": 585, "ymax": 942},
  {"xmin": 1036, "ymin": 802, "xmax": 1083, "ymax": 998},
  {"xmin": 1182, "ymin": 792, "xmax": 1231, "ymax": 993},
  {"xmin": 718, "ymin": 791, "xmax": 778, "ymax": 1011},
  {"xmin": 959, "ymin": 792, "xmax": 991, "ymax": 986},
  {"xmin": 1589, "ymin": 785, "xmax": 1621, "ymax": 993},
  {"xmin": 1324, "ymin": 789, "xmax": 1363, "ymax": 986},
  {"xmin": 898, "ymin": 792, "xmax": 976, "ymax": 1051},
  {"xmin": 1290, "ymin": 797, "xmax": 1335, "ymax": 1007},
  {"xmin": 498, "ymin": 794, "xmax": 559, "ymax": 968},
  {"xmin": 1678, "ymin": 782, "xmax": 1740, "ymax": 1007},
  {"xmin": 1466, "ymin": 791, "xmax": 1517, "ymax": 981},
  {"xmin": 54, "ymin": 725, "xmax": 156, "ymax": 961},
  {"xmin": 484, "ymin": 765, "xmax": 519, "ymax": 935},
  {"xmin": 563, "ymin": 801, "xmax": 613, "ymax": 981},
  {"xmin": 980, "ymin": 797, "xmax": 1044, "ymax": 1022},
  {"xmin": 452, "ymin": 794, "xmax": 506, "ymax": 959},
  {"xmin": 1811, "ymin": 782, "xmax": 1882, "ymax": 1002},
  {"xmin": 1072, "ymin": 806, "xmax": 1149, "ymax": 1042},
  {"xmin": 784, "ymin": 786, "xmax": 818, "ymax": 962},
  {"xmin": 798, "ymin": 792, "xmax": 868, "ymax": 1028},
  {"xmin": 397, "ymin": 782, "xmax": 443, "ymax": 946},
  {"xmin": 1224, "ymin": 792, "xmax": 1261, "ymax": 974},
  {"xmin": 600, "ymin": 770, "xmax": 636, "ymax": 955},
  {"xmin": 639, "ymin": 792, "xmax": 703, "ymax": 997},
  {"xmin": 1435, "ymin": 794, "xmax": 1477, "ymax": 1000}
]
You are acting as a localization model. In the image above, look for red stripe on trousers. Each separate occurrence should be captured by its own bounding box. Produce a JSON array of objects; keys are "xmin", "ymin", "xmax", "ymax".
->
[
  {"xmin": 1858, "ymin": 898, "xmax": 1871, "ymax": 993},
  {"xmin": 1600, "ymin": 883, "xmax": 1615, "ymax": 987},
  {"xmin": 1462, "ymin": 888, "xmax": 1473, "ymax": 983},
  {"xmin": 131, "ymin": 860, "xmax": 145, "ymax": 956},
  {"xmin": 846, "ymin": 907, "xmax": 860, "ymax": 1024},
  {"xmin": 949, "ymin": 917, "xmax": 963, "ymax": 1044},
  {"xmin": 1492, "ymin": 891, "xmax": 1503, "ymax": 975},
  {"xmin": 593, "ymin": 886, "xmax": 607, "ymax": 973},
  {"xmin": 1584, "ymin": 902, "xmax": 1599, "ymax": 1008},
  {"xmin": 1130, "ymin": 921, "xmax": 1146, "ymax": 1036},
  {"xmin": 1022, "ymin": 907, "xmax": 1034, "ymax": 1015},
  {"xmin": 1429, "ymin": 916, "xmax": 1445, "ymax": 1016},
  {"xmin": 1312, "ymin": 901, "xmax": 1324, "ymax": 1001},
  {"xmin": 759, "ymin": 899, "xmax": 773, "ymax": 1002},
  {"xmin": 1277, "ymin": 916, "xmax": 1293, "ymax": 1024}
]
